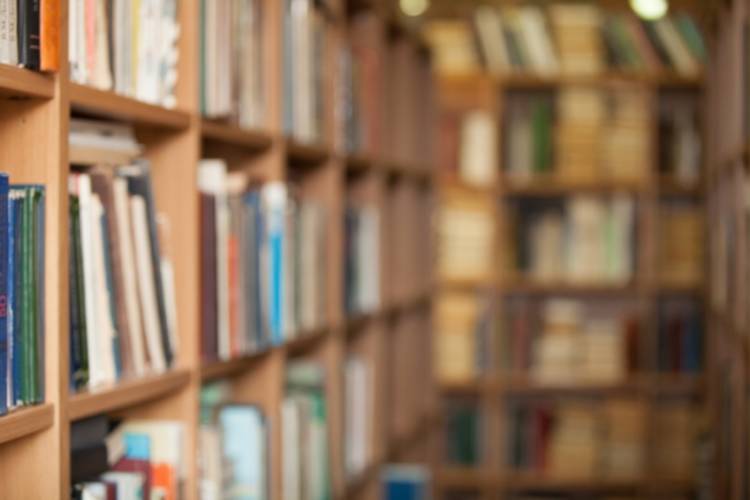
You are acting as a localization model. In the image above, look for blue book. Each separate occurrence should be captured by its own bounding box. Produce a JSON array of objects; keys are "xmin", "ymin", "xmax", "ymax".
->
[
  {"xmin": 683, "ymin": 311, "xmax": 702, "ymax": 373},
  {"xmin": 218, "ymin": 404, "xmax": 268, "ymax": 500},
  {"xmin": 263, "ymin": 185, "xmax": 286, "ymax": 345},
  {"xmin": 10, "ymin": 192, "xmax": 23, "ymax": 406},
  {"xmin": 382, "ymin": 465, "xmax": 430, "ymax": 500},
  {"xmin": 98, "ymin": 210, "xmax": 122, "ymax": 380},
  {"xmin": 0, "ymin": 174, "xmax": 9, "ymax": 415}
]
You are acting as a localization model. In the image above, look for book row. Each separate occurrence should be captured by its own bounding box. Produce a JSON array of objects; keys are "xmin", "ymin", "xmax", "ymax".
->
[
  {"xmin": 0, "ymin": 0, "xmax": 58, "ymax": 70},
  {"xmin": 436, "ymin": 293, "xmax": 703, "ymax": 384},
  {"xmin": 445, "ymin": 397, "xmax": 700, "ymax": 480},
  {"xmin": 426, "ymin": 5, "xmax": 705, "ymax": 78}
]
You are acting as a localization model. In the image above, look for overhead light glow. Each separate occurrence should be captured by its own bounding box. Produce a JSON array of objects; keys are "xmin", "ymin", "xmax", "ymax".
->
[
  {"xmin": 630, "ymin": 0, "xmax": 668, "ymax": 20},
  {"xmin": 400, "ymin": 0, "xmax": 428, "ymax": 17}
]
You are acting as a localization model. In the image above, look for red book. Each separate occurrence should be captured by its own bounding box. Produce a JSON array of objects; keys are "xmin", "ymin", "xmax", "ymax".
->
[{"xmin": 113, "ymin": 457, "xmax": 152, "ymax": 500}]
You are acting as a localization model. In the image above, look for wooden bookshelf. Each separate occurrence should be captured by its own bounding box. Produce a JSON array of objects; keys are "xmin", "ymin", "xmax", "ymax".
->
[
  {"xmin": 0, "ymin": 0, "xmax": 439, "ymax": 498},
  {"xmin": 432, "ymin": 4, "xmax": 711, "ymax": 498}
]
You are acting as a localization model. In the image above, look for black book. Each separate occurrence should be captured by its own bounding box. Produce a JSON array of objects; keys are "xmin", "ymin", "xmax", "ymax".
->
[
  {"xmin": 18, "ymin": 0, "xmax": 41, "ymax": 70},
  {"xmin": 71, "ymin": 444, "xmax": 109, "ymax": 484}
]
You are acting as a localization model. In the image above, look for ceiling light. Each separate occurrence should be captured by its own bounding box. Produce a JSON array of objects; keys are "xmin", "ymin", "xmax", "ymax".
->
[
  {"xmin": 630, "ymin": 0, "xmax": 668, "ymax": 20},
  {"xmin": 400, "ymin": 0, "xmax": 429, "ymax": 17}
]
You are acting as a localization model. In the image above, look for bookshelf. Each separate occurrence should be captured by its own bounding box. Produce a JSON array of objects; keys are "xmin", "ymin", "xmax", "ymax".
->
[
  {"xmin": 431, "ymin": 2, "xmax": 710, "ymax": 499},
  {"xmin": 0, "ymin": 0, "xmax": 439, "ymax": 498}
]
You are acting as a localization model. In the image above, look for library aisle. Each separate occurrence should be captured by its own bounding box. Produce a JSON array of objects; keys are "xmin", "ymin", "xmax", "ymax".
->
[{"xmin": 0, "ymin": 0, "xmax": 743, "ymax": 499}]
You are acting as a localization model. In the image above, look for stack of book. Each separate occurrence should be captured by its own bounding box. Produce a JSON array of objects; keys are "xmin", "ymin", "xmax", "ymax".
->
[
  {"xmin": 71, "ymin": 416, "xmax": 186, "ymax": 499},
  {"xmin": 658, "ymin": 202, "xmax": 704, "ymax": 286},
  {"xmin": 429, "ymin": 5, "xmax": 706, "ymax": 77},
  {"xmin": 507, "ymin": 399, "xmax": 647, "ymax": 479},
  {"xmin": 437, "ymin": 190, "xmax": 495, "ymax": 284},
  {"xmin": 0, "ymin": 178, "xmax": 45, "ymax": 414},
  {"xmin": 0, "ymin": 0, "xmax": 59, "ymax": 70},
  {"xmin": 505, "ymin": 87, "xmax": 650, "ymax": 185},
  {"xmin": 601, "ymin": 400, "xmax": 647, "ymax": 478},
  {"xmin": 658, "ymin": 299, "xmax": 702, "ymax": 374},
  {"xmin": 69, "ymin": 126, "xmax": 178, "ymax": 390},
  {"xmin": 435, "ymin": 292, "xmax": 494, "ymax": 383},
  {"xmin": 338, "ymin": 12, "xmax": 382, "ymax": 156},
  {"xmin": 530, "ymin": 300, "xmax": 633, "ymax": 385},
  {"xmin": 69, "ymin": 0, "xmax": 180, "ymax": 107},
  {"xmin": 283, "ymin": 0, "xmax": 326, "ymax": 144},
  {"xmin": 602, "ymin": 87, "xmax": 651, "ymax": 183},
  {"xmin": 444, "ymin": 399, "xmax": 481, "ymax": 466},
  {"xmin": 653, "ymin": 402, "xmax": 696, "ymax": 477},
  {"xmin": 200, "ymin": 0, "xmax": 265, "ymax": 129},
  {"xmin": 509, "ymin": 195, "xmax": 636, "ymax": 285},
  {"xmin": 549, "ymin": 4, "xmax": 605, "ymax": 75},
  {"xmin": 344, "ymin": 355, "xmax": 373, "ymax": 479},
  {"xmin": 198, "ymin": 162, "xmax": 327, "ymax": 361},
  {"xmin": 423, "ymin": 20, "xmax": 480, "ymax": 76},
  {"xmin": 344, "ymin": 204, "xmax": 380, "ymax": 316},
  {"xmin": 555, "ymin": 87, "xmax": 605, "ymax": 183},
  {"xmin": 282, "ymin": 361, "xmax": 330, "ymax": 500},
  {"xmin": 199, "ymin": 382, "xmax": 268, "ymax": 500},
  {"xmin": 659, "ymin": 93, "xmax": 702, "ymax": 186}
]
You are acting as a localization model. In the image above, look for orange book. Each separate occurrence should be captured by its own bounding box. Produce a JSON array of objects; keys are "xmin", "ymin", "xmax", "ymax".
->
[
  {"xmin": 152, "ymin": 463, "xmax": 178, "ymax": 500},
  {"xmin": 40, "ymin": 0, "xmax": 60, "ymax": 71}
]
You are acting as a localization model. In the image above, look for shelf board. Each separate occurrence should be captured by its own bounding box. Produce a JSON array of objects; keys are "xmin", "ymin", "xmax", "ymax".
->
[
  {"xmin": 68, "ymin": 369, "xmax": 191, "ymax": 421},
  {"xmin": 285, "ymin": 137, "xmax": 330, "ymax": 165},
  {"xmin": 658, "ymin": 176, "xmax": 704, "ymax": 197},
  {"xmin": 201, "ymin": 119, "xmax": 274, "ymax": 150},
  {"xmin": 657, "ymin": 280, "xmax": 704, "ymax": 295},
  {"xmin": 503, "ymin": 280, "xmax": 638, "ymax": 296},
  {"xmin": 284, "ymin": 326, "xmax": 329, "ymax": 356},
  {"xmin": 502, "ymin": 474, "xmax": 648, "ymax": 492},
  {"xmin": 503, "ymin": 179, "xmax": 646, "ymax": 197},
  {"xmin": 497, "ymin": 71, "xmax": 703, "ymax": 89},
  {"xmin": 69, "ymin": 83, "xmax": 191, "ymax": 129},
  {"xmin": 436, "ymin": 467, "xmax": 487, "ymax": 489},
  {"xmin": 201, "ymin": 351, "xmax": 272, "ymax": 382},
  {"xmin": 0, "ymin": 404, "xmax": 54, "ymax": 445},
  {"xmin": 344, "ymin": 152, "xmax": 375, "ymax": 172},
  {"xmin": 0, "ymin": 65, "xmax": 54, "ymax": 99}
]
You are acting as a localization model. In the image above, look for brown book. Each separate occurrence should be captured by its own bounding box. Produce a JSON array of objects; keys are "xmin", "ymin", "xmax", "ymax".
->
[
  {"xmin": 40, "ymin": 0, "xmax": 60, "ymax": 71},
  {"xmin": 200, "ymin": 193, "xmax": 218, "ymax": 361},
  {"xmin": 90, "ymin": 168, "xmax": 134, "ymax": 379}
]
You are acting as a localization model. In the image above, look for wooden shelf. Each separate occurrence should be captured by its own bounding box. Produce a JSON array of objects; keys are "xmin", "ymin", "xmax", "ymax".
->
[
  {"xmin": 0, "ymin": 64, "xmax": 54, "ymax": 99},
  {"xmin": 69, "ymin": 83, "xmax": 191, "ymax": 129},
  {"xmin": 658, "ymin": 176, "xmax": 704, "ymax": 197},
  {"xmin": 503, "ymin": 179, "xmax": 646, "ymax": 196},
  {"xmin": 497, "ymin": 71, "xmax": 703, "ymax": 89},
  {"xmin": 503, "ymin": 280, "xmax": 639, "ymax": 296},
  {"xmin": 284, "ymin": 326, "xmax": 329, "ymax": 356},
  {"xmin": 502, "ymin": 473, "xmax": 661, "ymax": 492},
  {"xmin": 201, "ymin": 119, "xmax": 274, "ymax": 150},
  {"xmin": 0, "ymin": 404, "xmax": 54, "ymax": 445},
  {"xmin": 201, "ymin": 351, "xmax": 272, "ymax": 381},
  {"xmin": 344, "ymin": 152, "xmax": 375, "ymax": 172},
  {"xmin": 435, "ymin": 467, "xmax": 487, "ymax": 489},
  {"xmin": 285, "ymin": 137, "xmax": 330, "ymax": 164},
  {"xmin": 68, "ymin": 369, "xmax": 191, "ymax": 421}
]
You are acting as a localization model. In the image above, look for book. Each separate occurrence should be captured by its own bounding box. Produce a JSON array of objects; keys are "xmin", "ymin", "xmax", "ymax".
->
[
  {"xmin": 283, "ymin": 361, "xmax": 330, "ymax": 500},
  {"xmin": 445, "ymin": 399, "xmax": 480, "ymax": 465},
  {"xmin": 344, "ymin": 204, "xmax": 380, "ymax": 315},
  {"xmin": 200, "ymin": 0, "xmax": 265, "ymax": 128},
  {"xmin": 18, "ymin": 0, "xmax": 41, "ymax": 69},
  {"xmin": 381, "ymin": 465, "xmax": 430, "ymax": 500},
  {"xmin": 344, "ymin": 355, "xmax": 372, "ymax": 478},
  {"xmin": 199, "ymin": 163, "xmax": 327, "ymax": 360},
  {"xmin": 68, "ymin": 0, "xmax": 179, "ymax": 106}
]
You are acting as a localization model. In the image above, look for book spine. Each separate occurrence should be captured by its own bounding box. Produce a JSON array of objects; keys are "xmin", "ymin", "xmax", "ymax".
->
[
  {"xmin": 40, "ymin": 0, "xmax": 60, "ymax": 70},
  {"xmin": 18, "ymin": 0, "xmax": 41, "ymax": 70},
  {"xmin": 31, "ymin": 187, "xmax": 43, "ymax": 402},
  {"xmin": 10, "ymin": 194, "xmax": 22, "ymax": 404},
  {"xmin": 0, "ymin": 175, "xmax": 8, "ymax": 415}
]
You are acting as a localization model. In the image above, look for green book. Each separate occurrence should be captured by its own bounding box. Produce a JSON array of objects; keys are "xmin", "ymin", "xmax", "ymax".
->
[
  {"xmin": 674, "ymin": 14, "xmax": 706, "ymax": 63},
  {"xmin": 531, "ymin": 100, "xmax": 552, "ymax": 173},
  {"xmin": 612, "ymin": 16, "xmax": 644, "ymax": 69},
  {"xmin": 20, "ymin": 188, "xmax": 32, "ymax": 404}
]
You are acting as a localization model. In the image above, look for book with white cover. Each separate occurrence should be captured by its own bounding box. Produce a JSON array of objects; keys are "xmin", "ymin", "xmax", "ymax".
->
[
  {"xmin": 473, "ymin": 6, "xmax": 510, "ymax": 74},
  {"xmin": 459, "ymin": 110, "xmax": 498, "ymax": 188},
  {"xmin": 518, "ymin": 7, "xmax": 558, "ymax": 74},
  {"xmin": 112, "ymin": 178, "xmax": 147, "ymax": 376},
  {"xmin": 282, "ymin": 398, "xmax": 302, "ymax": 500},
  {"xmin": 130, "ymin": 195, "xmax": 167, "ymax": 373}
]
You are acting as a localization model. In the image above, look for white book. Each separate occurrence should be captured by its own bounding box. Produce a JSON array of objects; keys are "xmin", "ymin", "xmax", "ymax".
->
[
  {"xmin": 519, "ymin": 7, "xmax": 558, "ymax": 75},
  {"xmin": 0, "ymin": 0, "xmax": 8, "ymax": 65},
  {"xmin": 299, "ymin": 203, "xmax": 317, "ymax": 330},
  {"xmin": 292, "ymin": 0, "xmax": 313, "ymax": 141},
  {"xmin": 130, "ymin": 195, "xmax": 167, "ymax": 373},
  {"xmin": 73, "ymin": 175, "xmax": 109, "ymax": 388},
  {"xmin": 282, "ymin": 398, "xmax": 302, "ymax": 500},
  {"xmin": 94, "ymin": 0, "xmax": 113, "ymax": 90},
  {"xmin": 112, "ymin": 177, "xmax": 147, "ymax": 377},
  {"xmin": 654, "ymin": 18, "xmax": 700, "ymax": 76},
  {"xmin": 473, "ymin": 6, "xmax": 509, "ymax": 75},
  {"xmin": 345, "ymin": 357, "xmax": 369, "ymax": 477},
  {"xmin": 101, "ymin": 472, "xmax": 145, "ymax": 499},
  {"xmin": 76, "ymin": 0, "xmax": 88, "ymax": 84},
  {"xmin": 157, "ymin": 214, "xmax": 180, "ymax": 357},
  {"xmin": 199, "ymin": 426, "xmax": 222, "ymax": 500},
  {"xmin": 80, "ymin": 483, "xmax": 108, "ymax": 500},
  {"xmin": 459, "ymin": 110, "xmax": 498, "ymax": 188},
  {"xmin": 112, "ymin": 0, "xmax": 131, "ymax": 95},
  {"xmin": 198, "ymin": 160, "xmax": 231, "ymax": 359},
  {"xmin": 90, "ymin": 195, "xmax": 118, "ymax": 384},
  {"xmin": 7, "ymin": 0, "xmax": 17, "ymax": 66}
]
